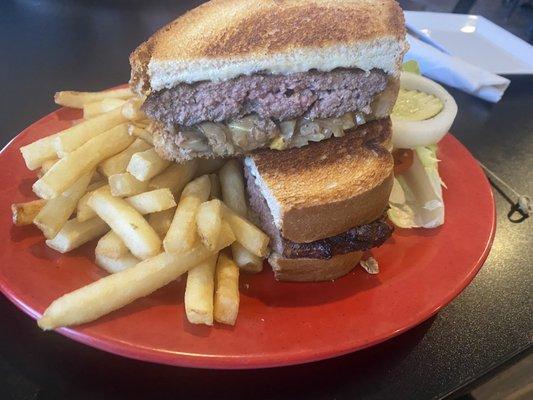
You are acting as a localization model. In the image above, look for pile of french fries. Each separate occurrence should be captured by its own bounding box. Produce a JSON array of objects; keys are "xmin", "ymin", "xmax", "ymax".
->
[{"xmin": 11, "ymin": 87, "xmax": 269, "ymax": 329}]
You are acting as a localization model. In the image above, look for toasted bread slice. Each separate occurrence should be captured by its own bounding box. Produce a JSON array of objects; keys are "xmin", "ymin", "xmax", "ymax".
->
[
  {"xmin": 244, "ymin": 118, "xmax": 393, "ymax": 243},
  {"xmin": 130, "ymin": 0, "xmax": 407, "ymax": 93},
  {"xmin": 269, "ymin": 250, "xmax": 363, "ymax": 282}
]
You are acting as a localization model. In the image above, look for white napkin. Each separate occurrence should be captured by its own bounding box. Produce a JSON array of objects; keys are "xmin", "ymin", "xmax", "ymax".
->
[{"xmin": 406, "ymin": 34, "xmax": 510, "ymax": 103}]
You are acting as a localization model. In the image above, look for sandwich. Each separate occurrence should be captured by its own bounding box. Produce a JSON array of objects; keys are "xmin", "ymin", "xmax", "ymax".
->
[
  {"xmin": 244, "ymin": 118, "xmax": 394, "ymax": 281},
  {"xmin": 129, "ymin": 0, "xmax": 407, "ymax": 162}
]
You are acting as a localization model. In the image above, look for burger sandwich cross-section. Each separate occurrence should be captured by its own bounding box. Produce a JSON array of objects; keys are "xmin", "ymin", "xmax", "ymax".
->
[{"xmin": 129, "ymin": 0, "xmax": 408, "ymax": 281}]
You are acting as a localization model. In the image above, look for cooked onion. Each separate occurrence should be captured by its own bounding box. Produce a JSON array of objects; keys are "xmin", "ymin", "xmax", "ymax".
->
[
  {"xmin": 318, "ymin": 118, "xmax": 344, "ymax": 137},
  {"xmin": 279, "ymin": 120, "xmax": 296, "ymax": 139},
  {"xmin": 227, "ymin": 115, "xmax": 257, "ymax": 134},
  {"xmin": 391, "ymin": 72, "xmax": 457, "ymax": 149},
  {"xmin": 180, "ymin": 129, "xmax": 210, "ymax": 152},
  {"xmin": 341, "ymin": 112, "xmax": 356, "ymax": 130}
]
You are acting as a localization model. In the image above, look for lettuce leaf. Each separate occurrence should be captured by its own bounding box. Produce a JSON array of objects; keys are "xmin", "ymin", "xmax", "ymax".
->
[{"xmin": 388, "ymin": 145, "xmax": 445, "ymax": 228}]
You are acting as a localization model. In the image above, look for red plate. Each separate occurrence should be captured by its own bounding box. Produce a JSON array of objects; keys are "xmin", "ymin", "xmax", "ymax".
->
[{"xmin": 0, "ymin": 107, "xmax": 495, "ymax": 369}]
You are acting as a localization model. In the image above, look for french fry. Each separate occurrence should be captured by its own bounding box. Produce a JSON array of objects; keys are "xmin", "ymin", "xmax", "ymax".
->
[
  {"xmin": 163, "ymin": 175, "xmax": 211, "ymax": 254},
  {"xmin": 38, "ymin": 164, "xmax": 85, "ymax": 180},
  {"xmin": 37, "ymin": 158, "xmax": 59, "ymax": 178},
  {"xmin": 77, "ymin": 184, "xmax": 109, "ymax": 222},
  {"xmin": 127, "ymin": 148, "xmax": 170, "ymax": 182},
  {"xmin": 83, "ymin": 98, "xmax": 127, "ymax": 119},
  {"xmin": 88, "ymin": 188, "xmax": 161, "ymax": 260},
  {"xmin": 196, "ymin": 158, "xmax": 226, "ymax": 176},
  {"xmin": 219, "ymin": 159, "xmax": 247, "ymax": 217},
  {"xmin": 214, "ymin": 253, "xmax": 240, "ymax": 326},
  {"xmin": 196, "ymin": 199, "xmax": 222, "ymax": 251},
  {"xmin": 147, "ymin": 208, "xmax": 175, "ymax": 238},
  {"xmin": 87, "ymin": 179, "xmax": 107, "ymax": 192},
  {"xmin": 38, "ymin": 231, "xmax": 235, "ymax": 330},
  {"xmin": 209, "ymin": 174, "xmax": 221, "ymax": 199},
  {"xmin": 33, "ymin": 172, "xmax": 93, "ymax": 239},
  {"xmin": 33, "ymin": 124, "xmax": 134, "ymax": 199},
  {"xmin": 92, "ymin": 189, "xmax": 176, "ymax": 259},
  {"xmin": 134, "ymin": 120, "xmax": 150, "ymax": 129},
  {"xmin": 53, "ymin": 109, "xmax": 127, "ymax": 156},
  {"xmin": 40, "ymin": 158, "xmax": 59, "ymax": 175},
  {"xmin": 45, "ymin": 217, "xmax": 109, "ymax": 253},
  {"xmin": 222, "ymin": 204, "xmax": 269, "ymax": 258},
  {"xmin": 185, "ymin": 254, "xmax": 217, "ymax": 325},
  {"xmin": 94, "ymin": 190, "xmax": 175, "ymax": 260},
  {"xmin": 99, "ymin": 138, "xmax": 152, "ymax": 178},
  {"xmin": 128, "ymin": 125, "xmax": 153, "ymax": 145},
  {"xmin": 95, "ymin": 231, "xmax": 129, "ymax": 260},
  {"xmin": 20, "ymin": 133, "xmax": 60, "ymax": 171},
  {"xmin": 108, "ymin": 173, "xmax": 148, "ymax": 197},
  {"xmin": 77, "ymin": 197, "xmax": 95, "ymax": 222},
  {"xmin": 11, "ymin": 199, "xmax": 46, "ymax": 226},
  {"xmin": 95, "ymin": 253, "xmax": 140, "ymax": 274},
  {"xmin": 231, "ymin": 242, "xmax": 263, "ymax": 273},
  {"xmin": 54, "ymin": 87, "xmax": 133, "ymax": 108},
  {"xmin": 121, "ymin": 98, "xmax": 146, "ymax": 121},
  {"xmin": 83, "ymin": 185, "xmax": 174, "ymax": 224},
  {"xmin": 125, "ymin": 188, "xmax": 176, "ymax": 214},
  {"xmin": 219, "ymin": 221, "xmax": 236, "ymax": 247},
  {"xmin": 148, "ymin": 160, "xmax": 198, "ymax": 196},
  {"xmin": 219, "ymin": 159, "xmax": 263, "ymax": 272}
]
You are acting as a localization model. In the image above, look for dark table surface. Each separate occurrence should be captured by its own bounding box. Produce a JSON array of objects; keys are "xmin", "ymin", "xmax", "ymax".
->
[{"xmin": 1, "ymin": 1, "xmax": 532, "ymax": 399}]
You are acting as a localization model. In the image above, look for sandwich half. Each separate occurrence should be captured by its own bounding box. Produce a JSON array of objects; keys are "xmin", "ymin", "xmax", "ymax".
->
[
  {"xmin": 130, "ymin": 0, "xmax": 408, "ymax": 162},
  {"xmin": 244, "ymin": 118, "xmax": 394, "ymax": 282}
]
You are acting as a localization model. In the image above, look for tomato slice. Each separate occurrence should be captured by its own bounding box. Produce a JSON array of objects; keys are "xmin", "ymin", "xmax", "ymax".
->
[{"xmin": 393, "ymin": 149, "xmax": 414, "ymax": 175}]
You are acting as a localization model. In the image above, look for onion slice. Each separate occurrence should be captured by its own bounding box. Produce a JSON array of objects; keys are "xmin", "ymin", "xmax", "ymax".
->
[{"xmin": 391, "ymin": 72, "xmax": 458, "ymax": 149}]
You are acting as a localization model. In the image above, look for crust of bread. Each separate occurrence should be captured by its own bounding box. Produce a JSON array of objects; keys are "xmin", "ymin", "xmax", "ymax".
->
[
  {"xmin": 130, "ymin": 0, "xmax": 407, "ymax": 92},
  {"xmin": 269, "ymin": 250, "xmax": 363, "ymax": 282},
  {"xmin": 245, "ymin": 118, "xmax": 393, "ymax": 243}
]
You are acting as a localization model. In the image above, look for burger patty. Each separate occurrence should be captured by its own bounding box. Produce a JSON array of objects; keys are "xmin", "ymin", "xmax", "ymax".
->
[
  {"xmin": 244, "ymin": 165, "xmax": 393, "ymax": 260},
  {"xmin": 279, "ymin": 218, "xmax": 393, "ymax": 259},
  {"xmin": 143, "ymin": 68, "xmax": 388, "ymax": 127}
]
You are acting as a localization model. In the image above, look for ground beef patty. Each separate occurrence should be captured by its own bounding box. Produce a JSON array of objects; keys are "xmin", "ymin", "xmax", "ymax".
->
[
  {"xmin": 143, "ymin": 68, "xmax": 388, "ymax": 127},
  {"xmin": 244, "ymin": 164, "xmax": 393, "ymax": 260}
]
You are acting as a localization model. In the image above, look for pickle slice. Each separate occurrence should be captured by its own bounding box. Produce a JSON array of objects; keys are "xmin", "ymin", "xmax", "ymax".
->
[
  {"xmin": 392, "ymin": 88, "xmax": 444, "ymax": 121},
  {"xmin": 402, "ymin": 60, "xmax": 421, "ymax": 75}
]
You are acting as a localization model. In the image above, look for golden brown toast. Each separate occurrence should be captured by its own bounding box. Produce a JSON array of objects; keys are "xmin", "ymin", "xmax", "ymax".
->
[
  {"xmin": 130, "ymin": 0, "xmax": 407, "ymax": 93},
  {"xmin": 244, "ymin": 118, "xmax": 394, "ymax": 243}
]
